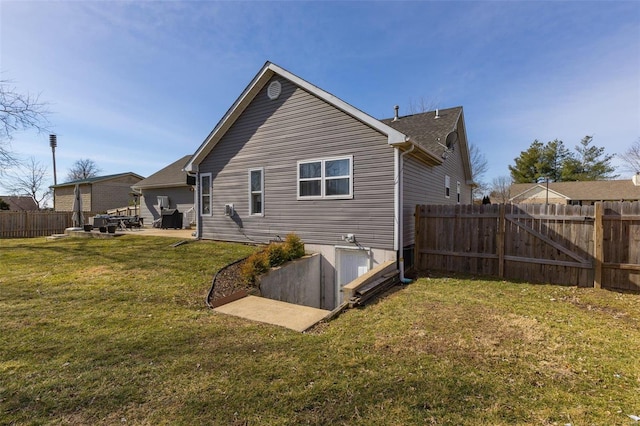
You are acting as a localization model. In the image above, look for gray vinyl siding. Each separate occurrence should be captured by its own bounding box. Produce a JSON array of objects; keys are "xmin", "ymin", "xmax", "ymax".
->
[
  {"xmin": 402, "ymin": 136, "xmax": 471, "ymax": 246},
  {"xmin": 198, "ymin": 77, "xmax": 396, "ymax": 250},
  {"xmin": 139, "ymin": 187, "xmax": 194, "ymax": 225}
]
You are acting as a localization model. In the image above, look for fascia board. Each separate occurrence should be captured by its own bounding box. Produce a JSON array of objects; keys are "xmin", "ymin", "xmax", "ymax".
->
[
  {"xmin": 185, "ymin": 63, "xmax": 276, "ymax": 172},
  {"xmin": 267, "ymin": 64, "xmax": 409, "ymax": 145},
  {"xmin": 132, "ymin": 182, "xmax": 189, "ymax": 191},
  {"xmin": 455, "ymin": 108, "xmax": 473, "ymax": 181},
  {"xmin": 185, "ymin": 62, "xmax": 409, "ymax": 172}
]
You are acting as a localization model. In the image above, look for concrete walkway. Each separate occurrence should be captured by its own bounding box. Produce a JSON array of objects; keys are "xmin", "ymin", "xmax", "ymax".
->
[{"xmin": 213, "ymin": 295, "xmax": 331, "ymax": 332}]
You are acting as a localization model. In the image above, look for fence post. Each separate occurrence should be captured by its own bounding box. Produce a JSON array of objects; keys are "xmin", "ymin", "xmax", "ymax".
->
[
  {"xmin": 593, "ymin": 202, "xmax": 603, "ymax": 289},
  {"xmin": 497, "ymin": 203, "xmax": 505, "ymax": 278}
]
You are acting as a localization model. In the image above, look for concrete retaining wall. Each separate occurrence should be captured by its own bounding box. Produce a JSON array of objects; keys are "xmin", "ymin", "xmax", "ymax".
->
[{"xmin": 258, "ymin": 253, "xmax": 321, "ymax": 309}]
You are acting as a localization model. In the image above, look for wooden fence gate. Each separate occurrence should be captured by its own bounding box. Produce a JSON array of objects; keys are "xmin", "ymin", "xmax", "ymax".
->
[{"xmin": 415, "ymin": 202, "xmax": 640, "ymax": 292}]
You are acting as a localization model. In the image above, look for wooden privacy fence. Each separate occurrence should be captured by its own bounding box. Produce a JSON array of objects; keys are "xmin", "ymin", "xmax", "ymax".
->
[
  {"xmin": 415, "ymin": 202, "xmax": 640, "ymax": 292},
  {"xmin": 0, "ymin": 211, "xmax": 96, "ymax": 238}
]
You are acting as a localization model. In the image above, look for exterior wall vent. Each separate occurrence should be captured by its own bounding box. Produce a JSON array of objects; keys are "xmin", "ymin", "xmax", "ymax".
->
[{"xmin": 267, "ymin": 80, "xmax": 281, "ymax": 100}]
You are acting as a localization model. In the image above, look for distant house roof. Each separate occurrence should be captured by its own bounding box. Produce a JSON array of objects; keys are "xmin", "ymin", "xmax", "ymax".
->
[
  {"xmin": 185, "ymin": 61, "xmax": 448, "ymax": 173},
  {"xmin": 510, "ymin": 180, "xmax": 640, "ymax": 202},
  {"xmin": 50, "ymin": 172, "xmax": 145, "ymax": 189},
  {"xmin": 132, "ymin": 155, "xmax": 192, "ymax": 190},
  {"xmin": 0, "ymin": 195, "xmax": 39, "ymax": 211}
]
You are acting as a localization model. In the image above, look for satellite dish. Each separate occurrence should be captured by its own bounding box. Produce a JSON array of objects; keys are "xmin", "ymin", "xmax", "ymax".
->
[{"xmin": 445, "ymin": 131, "xmax": 458, "ymax": 151}]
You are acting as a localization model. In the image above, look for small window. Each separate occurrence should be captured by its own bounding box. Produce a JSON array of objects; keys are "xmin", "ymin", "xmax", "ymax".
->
[
  {"xmin": 445, "ymin": 175, "xmax": 451, "ymax": 198},
  {"xmin": 457, "ymin": 181, "xmax": 461, "ymax": 203},
  {"xmin": 200, "ymin": 173, "xmax": 212, "ymax": 215},
  {"xmin": 298, "ymin": 156, "xmax": 352, "ymax": 199},
  {"xmin": 249, "ymin": 168, "xmax": 264, "ymax": 215}
]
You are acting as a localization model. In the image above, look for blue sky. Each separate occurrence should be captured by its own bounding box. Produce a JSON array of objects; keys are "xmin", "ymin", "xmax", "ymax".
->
[{"xmin": 1, "ymin": 0, "xmax": 639, "ymax": 197}]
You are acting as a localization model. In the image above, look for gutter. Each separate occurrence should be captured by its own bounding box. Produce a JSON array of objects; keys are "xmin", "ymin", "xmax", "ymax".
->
[{"xmin": 397, "ymin": 142, "xmax": 415, "ymax": 284}]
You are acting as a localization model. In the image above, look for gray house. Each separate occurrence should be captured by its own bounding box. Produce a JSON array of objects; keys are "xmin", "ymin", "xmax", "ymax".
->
[
  {"xmin": 131, "ymin": 155, "xmax": 195, "ymax": 227},
  {"xmin": 185, "ymin": 62, "xmax": 473, "ymax": 310}
]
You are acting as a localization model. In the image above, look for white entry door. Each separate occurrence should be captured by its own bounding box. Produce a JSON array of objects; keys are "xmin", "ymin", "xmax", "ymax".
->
[{"xmin": 336, "ymin": 248, "xmax": 370, "ymax": 305}]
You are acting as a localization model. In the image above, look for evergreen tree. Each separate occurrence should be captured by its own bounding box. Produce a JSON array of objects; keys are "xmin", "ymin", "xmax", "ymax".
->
[
  {"xmin": 508, "ymin": 140, "xmax": 545, "ymax": 183},
  {"xmin": 561, "ymin": 136, "xmax": 617, "ymax": 181},
  {"xmin": 509, "ymin": 136, "xmax": 616, "ymax": 183},
  {"xmin": 540, "ymin": 139, "xmax": 572, "ymax": 182}
]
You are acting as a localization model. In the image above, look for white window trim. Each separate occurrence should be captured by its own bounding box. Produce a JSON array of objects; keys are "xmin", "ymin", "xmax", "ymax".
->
[
  {"xmin": 248, "ymin": 167, "xmax": 264, "ymax": 216},
  {"xmin": 200, "ymin": 172, "xmax": 212, "ymax": 216},
  {"xmin": 445, "ymin": 175, "xmax": 451, "ymax": 199},
  {"xmin": 457, "ymin": 181, "xmax": 461, "ymax": 203},
  {"xmin": 297, "ymin": 155, "xmax": 353, "ymax": 200}
]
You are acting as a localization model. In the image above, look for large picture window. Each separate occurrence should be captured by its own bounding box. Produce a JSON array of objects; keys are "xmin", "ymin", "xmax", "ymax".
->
[
  {"xmin": 200, "ymin": 173, "xmax": 212, "ymax": 215},
  {"xmin": 298, "ymin": 156, "xmax": 352, "ymax": 199},
  {"xmin": 249, "ymin": 168, "xmax": 264, "ymax": 215}
]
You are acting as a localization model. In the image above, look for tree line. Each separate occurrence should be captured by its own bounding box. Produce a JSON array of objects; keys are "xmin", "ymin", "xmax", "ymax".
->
[{"xmin": 1, "ymin": 78, "xmax": 101, "ymax": 209}]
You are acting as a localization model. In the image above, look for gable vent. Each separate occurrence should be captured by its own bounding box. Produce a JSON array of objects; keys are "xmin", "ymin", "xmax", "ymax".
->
[{"xmin": 267, "ymin": 80, "xmax": 282, "ymax": 100}]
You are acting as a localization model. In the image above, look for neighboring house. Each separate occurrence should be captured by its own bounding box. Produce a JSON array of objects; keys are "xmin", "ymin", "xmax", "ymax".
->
[
  {"xmin": 0, "ymin": 195, "xmax": 39, "ymax": 211},
  {"xmin": 510, "ymin": 175, "xmax": 640, "ymax": 205},
  {"xmin": 185, "ymin": 62, "xmax": 473, "ymax": 310},
  {"xmin": 51, "ymin": 172, "xmax": 144, "ymax": 212},
  {"xmin": 131, "ymin": 155, "xmax": 195, "ymax": 227}
]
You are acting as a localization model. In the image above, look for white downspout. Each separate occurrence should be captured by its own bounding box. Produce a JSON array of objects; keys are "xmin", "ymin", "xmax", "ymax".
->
[{"xmin": 398, "ymin": 143, "xmax": 415, "ymax": 284}]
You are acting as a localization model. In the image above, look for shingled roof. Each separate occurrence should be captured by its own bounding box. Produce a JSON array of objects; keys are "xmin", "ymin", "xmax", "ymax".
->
[
  {"xmin": 381, "ymin": 107, "xmax": 463, "ymax": 158},
  {"xmin": 51, "ymin": 172, "xmax": 144, "ymax": 188},
  {"xmin": 132, "ymin": 155, "xmax": 192, "ymax": 190},
  {"xmin": 0, "ymin": 195, "xmax": 39, "ymax": 211},
  {"xmin": 510, "ymin": 179, "xmax": 640, "ymax": 203}
]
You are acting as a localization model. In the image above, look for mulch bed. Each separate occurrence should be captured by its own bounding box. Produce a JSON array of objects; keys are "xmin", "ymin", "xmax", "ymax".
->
[{"xmin": 210, "ymin": 259, "xmax": 258, "ymax": 302}]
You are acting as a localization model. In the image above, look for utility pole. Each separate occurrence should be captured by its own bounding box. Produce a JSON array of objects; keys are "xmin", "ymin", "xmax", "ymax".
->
[{"xmin": 50, "ymin": 134, "xmax": 57, "ymax": 209}]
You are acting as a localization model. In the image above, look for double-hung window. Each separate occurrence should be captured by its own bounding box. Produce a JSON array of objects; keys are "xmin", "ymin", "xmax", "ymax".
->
[
  {"xmin": 298, "ymin": 156, "xmax": 352, "ymax": 199},
  {"xmin": 249, "ymin": 168, "xmax": 264, "ymax": 215},
  {"xmin": 200, "ymin": 173, "xmax": 212, "ymax": 215}
]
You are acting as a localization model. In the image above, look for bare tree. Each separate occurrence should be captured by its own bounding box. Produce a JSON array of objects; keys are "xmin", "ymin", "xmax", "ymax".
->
[
  {"xmin": 489, "ymin": 175, "xmax": 513, "ymax": 203},
  {"xmin": 406, "ymin": 96, "xmax": 438, "ymax": 115},
  {"xmin": 0, "ymin": 79, "xmax": 50, "ymax": 172},
  {"xmin": 66, "ymin": 158, "xmax": 102, "ymax": 181},
  {"xmin": 620, "ymin": 138, "xmax": 640, "ymax": 174},
  {"xmin": 469, "ymin": 143, "xmax": 489, "ymax": 200},
  {"xmin": 3, "ymin": 157, "xmax": 51, "ymax": 209}
]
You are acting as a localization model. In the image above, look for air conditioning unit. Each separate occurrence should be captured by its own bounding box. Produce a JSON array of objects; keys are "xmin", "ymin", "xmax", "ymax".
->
[{"xmin": 224, "ymin": 204, "xmax": 234, "ymax": 216}]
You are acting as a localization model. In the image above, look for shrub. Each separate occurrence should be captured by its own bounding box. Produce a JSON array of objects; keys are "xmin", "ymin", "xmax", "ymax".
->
[
  {"xmin": 240, "ymin": 251, "xmax": 268, "ymax": 285},
  {"xmin": 283, "ymin": 233, "xmax": 305, "ymax": 260},
  {"xmin": 265, "ymin": 243, "xmax": 287, "ymax": 268},
  {"xmin": 240, "ymin": 234, "xmax": 306, "ymax": 285}
]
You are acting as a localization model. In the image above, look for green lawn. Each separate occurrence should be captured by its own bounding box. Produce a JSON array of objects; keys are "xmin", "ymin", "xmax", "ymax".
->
[{"xmin": 1, "ymin": 236, "xmax": 639, "ymax": 425}]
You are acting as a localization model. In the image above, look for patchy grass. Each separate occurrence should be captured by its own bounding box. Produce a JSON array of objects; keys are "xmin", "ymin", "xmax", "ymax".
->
[{"xmin": 1, "ymin": 237, "xmax": 639, "ymax": 425}]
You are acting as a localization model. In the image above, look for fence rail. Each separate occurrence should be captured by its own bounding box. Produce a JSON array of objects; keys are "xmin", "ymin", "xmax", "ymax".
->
[
  {"xmin": 415, "ymin": 201, "xmax": 640, "ymax": 292},
  {"xmin": 0, "ymin": 211, "xmax": 97, "ymax": 238},
  {"xmin": 106, "ymin": 206, "xmax": 139, "ymax": 216}
]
